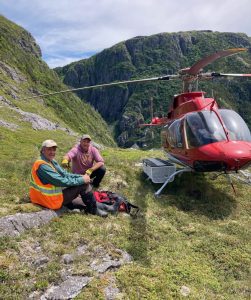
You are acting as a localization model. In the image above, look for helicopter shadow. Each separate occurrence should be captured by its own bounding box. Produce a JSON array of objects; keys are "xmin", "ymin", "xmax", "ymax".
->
[
  {"xmin": 126, "ymin": 172, "xmax": 158, "ymax": 266},
  {"xmin": 151, "ymin": 172, "xmax": 237, "ymax": 220},
  {"xmin": 126, "ymin": 171, "xmax": 237, "ymax": 266},
  {"xmin": 142, "ymin": 173, "xmax": 237, "ymax": 220}
]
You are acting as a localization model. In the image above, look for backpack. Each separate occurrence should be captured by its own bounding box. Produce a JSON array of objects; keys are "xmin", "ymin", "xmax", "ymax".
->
[{"xmin": 93, "ymin": 190, "xmax": 139, "ymax": 215}]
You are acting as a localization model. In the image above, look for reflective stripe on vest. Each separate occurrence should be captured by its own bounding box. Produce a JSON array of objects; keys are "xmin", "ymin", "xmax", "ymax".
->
[{"xmin": 29, "ymin": 159, "xmax": 63, "ymax": 209}]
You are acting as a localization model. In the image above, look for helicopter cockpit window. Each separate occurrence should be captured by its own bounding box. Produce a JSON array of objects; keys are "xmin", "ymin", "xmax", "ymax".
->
[
  {"xmin": 167, "ymin": 119, "xmax": 183, "ymax": 148},
  {"xmin": 186, "ymin": 111, "xmax": 227, "ymax": 147},
  {"xmin": 219, "ymin": 109, "xmax": 251, "ymax": 142}
]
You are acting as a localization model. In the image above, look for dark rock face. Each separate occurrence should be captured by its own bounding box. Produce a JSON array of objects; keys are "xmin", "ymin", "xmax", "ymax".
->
[
  {"xmin": 56, "ymin": 31, "xmax": 251, "ymax": 147},
  {"xmin": 17, "ymin": 32, "xmax": 42, "ymax": 58}
]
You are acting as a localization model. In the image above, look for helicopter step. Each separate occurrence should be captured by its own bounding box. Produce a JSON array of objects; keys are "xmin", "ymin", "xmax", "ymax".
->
[
  {"xmin": 142, "ymin": 158, "xmax": 193, "ymax": 196},
  {"xmin": 142, "ymin": 157, "xmax": 177, "ymax": 185}
]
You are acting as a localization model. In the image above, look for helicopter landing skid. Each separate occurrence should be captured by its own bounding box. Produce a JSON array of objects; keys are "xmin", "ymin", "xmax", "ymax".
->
[{"xmin": 154, "ymin": 166, "xmax": 193, "ymax": 196}]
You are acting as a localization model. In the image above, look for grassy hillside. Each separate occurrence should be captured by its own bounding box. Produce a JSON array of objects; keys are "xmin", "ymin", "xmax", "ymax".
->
[{"xmin": 0, "ymin": 148, "xmax": 250, "ymax": 299}]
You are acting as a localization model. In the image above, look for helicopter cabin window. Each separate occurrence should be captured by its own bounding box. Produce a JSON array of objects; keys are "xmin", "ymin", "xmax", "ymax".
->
[
  {"xmin": 186, "ymin": 111, "xmax": 227, "ymax": 147},
  {"xmin": 166, "ymin": 119, "xmax": 183, "ymax": 148},
  {"xmin": 219, "ymin": 109, "xmax": 251, "ymax": 142}
]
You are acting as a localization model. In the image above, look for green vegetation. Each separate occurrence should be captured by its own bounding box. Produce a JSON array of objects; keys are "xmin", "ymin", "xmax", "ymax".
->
[{"xmin": 0, "ymin": 148, "xmax": 250, "ymax": 299}]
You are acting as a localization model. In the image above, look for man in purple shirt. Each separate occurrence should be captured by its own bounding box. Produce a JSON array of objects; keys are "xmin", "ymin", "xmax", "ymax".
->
[{"xmin": 62, "ymin": 134, "xmax": 106, "ymax": 188}]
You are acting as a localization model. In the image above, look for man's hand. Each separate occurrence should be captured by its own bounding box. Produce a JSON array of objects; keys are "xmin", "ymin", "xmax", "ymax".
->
[
  {"xmin": 61, "ymin": 158, "xmax": 69, "ymax": 168},
  {"xmin": 82, "ymin": 174, "xmax": 91, "ymax": 184},
  {"xmin": 85, "ymin": 168, "xmax": 93, "ymax": 176}
]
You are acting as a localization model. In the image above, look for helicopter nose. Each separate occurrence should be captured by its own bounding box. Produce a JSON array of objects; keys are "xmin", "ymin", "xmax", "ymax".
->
[
  {"xmin": 196, "ymin": 141, "xmax": 251, "ymax": 172},
  {"xmin": 216, "ymin": 141, "xmax": 251, "ymax": 170}
]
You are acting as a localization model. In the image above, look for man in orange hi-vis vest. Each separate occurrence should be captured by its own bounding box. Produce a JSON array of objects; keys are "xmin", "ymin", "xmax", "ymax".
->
[{"xmin": 30, "ymin": 139, "xmax": 108, "ymax": 217}]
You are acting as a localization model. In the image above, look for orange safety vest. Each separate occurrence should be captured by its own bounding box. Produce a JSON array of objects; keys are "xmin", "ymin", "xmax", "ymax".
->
[{"xmin": 30, "ymin": 159, "xmax": 63, "ymax": 209}]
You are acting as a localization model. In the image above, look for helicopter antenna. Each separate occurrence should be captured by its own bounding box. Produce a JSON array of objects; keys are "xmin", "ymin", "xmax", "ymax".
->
[{"xmin": 150, "ymin": 97, "xmax": 153, "ymax": 120}]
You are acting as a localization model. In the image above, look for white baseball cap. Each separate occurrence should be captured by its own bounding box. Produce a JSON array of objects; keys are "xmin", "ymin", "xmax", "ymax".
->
[
  {"xmin": 42, "ymin": 139, "xmax": 57, "ymax": 148},
  {"xmin": 81, "ymin": 134, "xmax": 92, "ymax": 141}
]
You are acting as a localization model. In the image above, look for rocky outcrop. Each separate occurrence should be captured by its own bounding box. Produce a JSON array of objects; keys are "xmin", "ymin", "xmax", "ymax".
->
[
  {"xmin": 0, "ymin": 95, "xmax": 76, "ymax": 134},
  {"xmin": 39, "ymin": 244, "xmax": 132, "ymax": 299},
  {"xmin": 40, "ymin": 276, "xmax": 92, "ymax": 300},
  {"xmin": 0, "ymin": 210, "xmax": 132, "ymax": 300},
  {"xmin": 0, "ymin": 208, "xmax": 67, "ymax": 237},
  {"xmin": 17, "ymin": 31, "xmax": 42, "ymax": 58},
  {"xmin": 0, "ymin": 119, "xmax": 19, "ymax": 130},
  {"xmin": 0, "ymin": 61, "xmax": 27, "ymax": 82}
]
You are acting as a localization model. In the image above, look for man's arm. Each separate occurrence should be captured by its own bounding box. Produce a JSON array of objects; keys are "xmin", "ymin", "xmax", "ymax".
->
[
  {"xmin": 90, "ymin": 161, "xmax": 104, "ymax": 172},
  {"xmin": 62, "ymin": 145, "xmax": 78, "ymax": 166},
  {"xmin": 37, "ymin": 163, "xmax": 89, "ymax": 187}
]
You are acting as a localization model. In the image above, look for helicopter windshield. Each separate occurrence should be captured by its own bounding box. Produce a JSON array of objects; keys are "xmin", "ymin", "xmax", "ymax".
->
[
  {"xmin": 186, "ymin": 111, "xmax": 227, "ymax": 147},
  {"xmin": 219, "ymin": 109, "xmax": 251, "ymax": 141}
]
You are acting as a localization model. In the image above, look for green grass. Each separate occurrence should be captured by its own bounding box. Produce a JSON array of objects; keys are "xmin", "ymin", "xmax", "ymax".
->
[{"xmin": 0, "ymin": 148, "xmax": 250, "ymax": 299}]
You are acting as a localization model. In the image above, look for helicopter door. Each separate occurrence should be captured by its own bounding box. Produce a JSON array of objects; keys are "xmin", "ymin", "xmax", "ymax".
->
[
  {"xmin": 164, "ymin": 119, "xmax": 184, "ymax": 149},
  {"xmin": 185, "ymin": 111, "xmax": 227, "ymax": 147}
]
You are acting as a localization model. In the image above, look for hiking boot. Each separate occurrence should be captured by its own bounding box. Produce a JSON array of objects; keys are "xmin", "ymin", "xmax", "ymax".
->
[
  {"xmin": 95, "ymin": 207, "xmax": 108, "ymax": 218},
  {"xmin": 96, "ymin": 202, "xmax": 118, "ymax": 214}
]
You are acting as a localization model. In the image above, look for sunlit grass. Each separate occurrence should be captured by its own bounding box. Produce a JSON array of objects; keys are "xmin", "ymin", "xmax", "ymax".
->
[{"xmin": 0, "ymin": 145, "xmax": 250, "ymax": 299}]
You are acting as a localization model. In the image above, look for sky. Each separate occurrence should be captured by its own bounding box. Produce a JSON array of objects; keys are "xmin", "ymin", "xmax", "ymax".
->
[{"xmin": 0, "ymin": 0, "xmax": 250, "ymax": 68}]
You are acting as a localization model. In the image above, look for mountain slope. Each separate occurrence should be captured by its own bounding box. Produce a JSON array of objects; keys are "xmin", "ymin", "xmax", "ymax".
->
[
  {"xmin": 0, "ymin": 15, "xmax": 115, "ymax": 145},
  {"xmin": 56, "ymin": 31, "xmax": 251, "ymax": 147}
]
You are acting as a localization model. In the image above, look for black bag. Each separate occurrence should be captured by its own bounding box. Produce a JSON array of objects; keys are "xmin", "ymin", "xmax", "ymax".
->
[{"xmin": 94, "ymin": 191, "xmax": 139, "ymax": 215}]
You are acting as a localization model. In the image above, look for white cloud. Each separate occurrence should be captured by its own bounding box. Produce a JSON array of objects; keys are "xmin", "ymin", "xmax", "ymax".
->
[
  {"xmin": 1, "ymin": 0, "xmax": 250, "ymax": 67},
  {"xmin": 43, "ymin": 55, "xmax": 87, "ymax": 69}
]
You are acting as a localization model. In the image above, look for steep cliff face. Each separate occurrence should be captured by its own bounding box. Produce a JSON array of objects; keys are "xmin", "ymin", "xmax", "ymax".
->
[{"xmin": 56, "ymin": 31, "xmax": 251, "ymax": 147}]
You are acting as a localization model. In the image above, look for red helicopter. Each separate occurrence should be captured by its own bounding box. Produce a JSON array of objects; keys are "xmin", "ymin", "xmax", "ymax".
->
[
  {"xmin": 145, "ymin": 48, "xmax": 251, "ymax": 172},
  {"xmin": 30, "ymin": 48, "xmax": 251, "ymax": 193},
  {"xmin": 138, "ymin": 48, "xmax": 251, "ymax": 194}
]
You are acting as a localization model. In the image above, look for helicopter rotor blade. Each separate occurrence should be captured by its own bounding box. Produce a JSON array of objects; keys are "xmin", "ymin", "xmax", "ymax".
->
[
  {"xmin": 24, "ymin": 48, "xmax": 249, "ymax": 100},
  {"xmin": 211, "ymin": 72, "xmax": 251, "ymax": 78},
  {"xmin": 199, "ymin": 72, "xmax": 251, "ymax": 79},
  {"xmin": 185, "ymin": 48, "xmax": 247, "ymax": 76},
  {"xmin": 26, "ymin": 75, "xmax": 179, "ymax": 99}
]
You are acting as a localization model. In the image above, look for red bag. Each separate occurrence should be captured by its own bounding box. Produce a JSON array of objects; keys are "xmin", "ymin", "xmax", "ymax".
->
[{"xmin": 93, "ymin": 191, "xmax": 139, "ymax": 214}]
